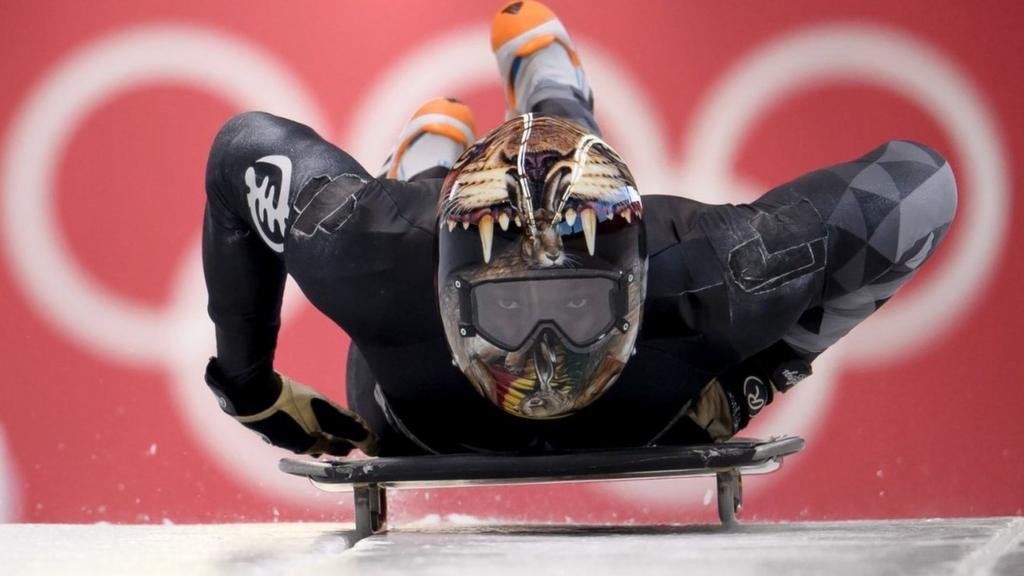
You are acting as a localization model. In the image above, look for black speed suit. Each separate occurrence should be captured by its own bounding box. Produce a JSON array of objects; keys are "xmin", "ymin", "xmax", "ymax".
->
[{"xmin": 203, "ymin": 100, "xmax": 956, "ymax": 455}]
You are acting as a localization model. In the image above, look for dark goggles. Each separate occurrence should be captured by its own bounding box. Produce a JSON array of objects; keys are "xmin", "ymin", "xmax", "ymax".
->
[{"xmin": 454, "ymin": 269, "xmax": 635, "ymax": 351}]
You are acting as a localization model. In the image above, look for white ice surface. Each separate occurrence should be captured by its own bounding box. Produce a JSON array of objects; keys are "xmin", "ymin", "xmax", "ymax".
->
[{"xmin": 1, "ymin": 518, "xmax": 1022, "ymax": 576}]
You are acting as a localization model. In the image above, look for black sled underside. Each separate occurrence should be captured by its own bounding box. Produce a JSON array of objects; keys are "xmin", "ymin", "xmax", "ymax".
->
[{"xmin": 280, "ymin": 436, "xmax": 805, "ymax": 541}]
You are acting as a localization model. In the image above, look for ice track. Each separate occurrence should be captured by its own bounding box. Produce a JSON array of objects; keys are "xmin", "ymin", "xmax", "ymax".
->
[{"xmin": 2, "ymin": 517, "xmax": 1022, "ymax": 575}]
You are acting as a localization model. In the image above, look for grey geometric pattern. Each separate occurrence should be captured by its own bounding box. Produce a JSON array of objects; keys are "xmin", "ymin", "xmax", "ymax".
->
[{"xmin": 781, "ymin": 140, "xmax": 957, "ymax": 356}]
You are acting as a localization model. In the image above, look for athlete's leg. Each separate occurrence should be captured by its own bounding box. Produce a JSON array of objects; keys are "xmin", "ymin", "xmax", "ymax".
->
[
  {"xmin": 377, "ymin": 97, "xmax": 477, "ymax": 181},
  {"xmin": 491, "ymin": 1, "xmax": 600, "ymax": 134}
]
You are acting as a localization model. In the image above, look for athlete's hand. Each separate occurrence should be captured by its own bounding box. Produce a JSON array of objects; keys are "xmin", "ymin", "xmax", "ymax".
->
[
  {"xmin": 204, "ymin": 358, "xmax": 379, "ymax": 457},
  {"xmin": 684, "ymin": 376, "xmax": 769, "ymax": 442},
  {"xmin": 685, "ymin": 341, "xmax": 812, "ymax": 442}
]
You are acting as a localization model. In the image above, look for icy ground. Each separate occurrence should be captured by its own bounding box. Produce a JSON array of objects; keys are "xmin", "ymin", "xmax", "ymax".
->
[{"xmin": 1, "ymin": 517, "xmax": 1022, "ymax": 575}]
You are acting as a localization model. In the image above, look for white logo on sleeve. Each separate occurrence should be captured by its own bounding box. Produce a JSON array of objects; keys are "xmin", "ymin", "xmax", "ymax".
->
[
  {"xmin": 744, "ymin": 375, "xmax": 767, "ymax": 415},
  {"xmin": 780, "ymin": 368, "xmax": 808, "ymax": 387},
  {"xmin": 244, "ymin": 155, "xmax": 292, "ymax": 253}
]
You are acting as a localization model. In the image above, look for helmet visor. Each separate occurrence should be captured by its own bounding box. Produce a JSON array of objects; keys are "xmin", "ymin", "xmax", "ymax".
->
[{"xmin": 467, "ymin": 274, "xmax": 626, "ymax": 350}]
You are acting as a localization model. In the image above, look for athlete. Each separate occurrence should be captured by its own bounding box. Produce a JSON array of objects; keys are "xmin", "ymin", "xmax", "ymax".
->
[{"xmin": 202, "ymin": 1, "xmax": 957, "ymax": 456}]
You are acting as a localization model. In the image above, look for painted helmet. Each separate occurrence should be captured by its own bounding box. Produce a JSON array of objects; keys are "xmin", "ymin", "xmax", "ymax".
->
[{"xmin": 436, "ymin": 114, "xmax": 647, "ymax": 419}]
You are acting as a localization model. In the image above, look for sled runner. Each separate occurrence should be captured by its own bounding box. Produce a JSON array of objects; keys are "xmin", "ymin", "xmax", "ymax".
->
[{"xmin": 279, "ymin": 436, "xmax": 804, "ymax": 541}]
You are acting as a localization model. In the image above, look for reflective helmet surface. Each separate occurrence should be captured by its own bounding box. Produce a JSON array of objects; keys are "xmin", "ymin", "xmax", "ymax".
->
[{"xmin": 437, "ymin": 115, "xmax": 647, "ymax": 419}]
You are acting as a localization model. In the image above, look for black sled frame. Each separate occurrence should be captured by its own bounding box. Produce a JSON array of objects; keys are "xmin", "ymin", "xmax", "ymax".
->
[{"xmin": 280, "ymin": 436, "xmax": 804, "ymax": 541}]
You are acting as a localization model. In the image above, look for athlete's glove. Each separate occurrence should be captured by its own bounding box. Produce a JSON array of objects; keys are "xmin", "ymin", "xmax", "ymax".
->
[
  {"xmin": 204, "ymin": 357, "xmax": 379, "ymax": 456},
  {"xmin": 685, "ymin": 341, "xmax": 812, "ymax": 442}
]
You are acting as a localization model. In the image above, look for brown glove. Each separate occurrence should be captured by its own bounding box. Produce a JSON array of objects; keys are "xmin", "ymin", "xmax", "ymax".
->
[
  {"xmin": 686, "ymin": 341, "xmax": 812, "ymax": 442},
  {"xmin": 205, "ymin": 357, "xmax": 378, "ymax": 456}
]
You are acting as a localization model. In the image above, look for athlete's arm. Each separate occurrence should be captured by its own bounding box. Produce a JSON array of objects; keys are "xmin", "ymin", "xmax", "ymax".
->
[
  {"xmin": 202, "ymin": 114, "xmax": 286, "ymax": 387},
  {"xmin": 201, "ymin": 111, "xmax": 377, "ymax": 456},
  {"xmin": 651, "ymin": 140, "xmax": 956, "ymax": 443},
  {"xmin": 642, "ymin": 194, "xmax": 814, "ymax": 442}
]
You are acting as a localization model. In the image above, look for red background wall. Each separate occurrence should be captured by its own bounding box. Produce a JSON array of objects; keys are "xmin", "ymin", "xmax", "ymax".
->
[{"xmin": 0, "ymin": 1, "xmax": 1021, "ymax": 524}]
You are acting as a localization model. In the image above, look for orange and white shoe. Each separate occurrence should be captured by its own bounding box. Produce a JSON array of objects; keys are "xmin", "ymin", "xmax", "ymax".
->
[
  {"xmin": 491, "ymin": 0, "xmax": 591, "ymax": 117},
  {"xmin": 379, "ymin": 97, "xmax": 477, "ymax": 180}
]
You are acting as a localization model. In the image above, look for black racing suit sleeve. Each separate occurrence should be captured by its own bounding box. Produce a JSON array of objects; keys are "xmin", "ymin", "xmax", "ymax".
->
[
  {"xmin": 202, "ymin": 113, "xmax": 288, "ymax": 406},
  {"xmin": 643, "ymin": 194, "xmax": 817, "ymax": 401},
  {"xmin": 201, "ymin": 111, "xmax": 370, "ymax": 411},
  {"xmin": 202, "ymin": 199, "xmax": 284, "ymax": 409}
]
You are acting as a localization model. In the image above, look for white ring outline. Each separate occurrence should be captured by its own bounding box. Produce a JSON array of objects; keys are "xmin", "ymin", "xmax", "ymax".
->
[
  {"xmin": 1, "ymin": 25, "xmax": 325, "ymax": 365},
  {"xmin": 682, "ymin": 24, "xmax": 1008, "ymax": 363},
  {"xmin": 0, "ymin": 25, "xmax": 333, "ymax": 505},
  {"xmin": 601, "ymin": 23, "xmax": 1009, "ymax": 506}
]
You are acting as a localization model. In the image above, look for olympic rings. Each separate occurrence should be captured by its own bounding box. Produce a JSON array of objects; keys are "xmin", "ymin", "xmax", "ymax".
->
[{"xmin": 0, "ymin": 21, "xmax": 1007, "ymax": 509}]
